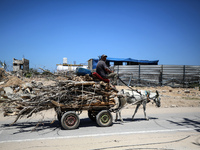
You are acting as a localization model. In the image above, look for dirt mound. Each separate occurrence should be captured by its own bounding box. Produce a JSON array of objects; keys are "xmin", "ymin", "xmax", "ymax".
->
[
  {"xmin": 56, "ymin": 76, "xmax": 68, "ymax": 81},
  {"xmin": 1, "ymin": 76, "xmax": 24, "ymax": 88}
]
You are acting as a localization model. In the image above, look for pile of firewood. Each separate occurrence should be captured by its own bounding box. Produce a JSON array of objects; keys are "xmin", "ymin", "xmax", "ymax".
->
[{"xmin": 0, "ymin": 76, "xmax": 118, "ymax": 124}]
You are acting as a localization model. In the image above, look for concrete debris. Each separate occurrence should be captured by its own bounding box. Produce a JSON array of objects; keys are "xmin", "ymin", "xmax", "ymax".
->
[
  {"xmin": 184, "ymin": 90, "xmax": 190, "ymax": 93},
  {"xmin": 3, "ymin": 87, "xmax": 13, "ymax": 94},
  {"xmin": 0, "ymin": 81, "xmax": 5, "ymax": 85}
]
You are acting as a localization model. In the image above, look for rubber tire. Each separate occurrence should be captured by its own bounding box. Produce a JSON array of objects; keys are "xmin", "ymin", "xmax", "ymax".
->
[
  {"xmin": 61, "ymin": 111, "xmax": 80, "ymax": 130},
  {"xmin": 96, "ymin": 110, "xmax": 113, "ymax": 127}
]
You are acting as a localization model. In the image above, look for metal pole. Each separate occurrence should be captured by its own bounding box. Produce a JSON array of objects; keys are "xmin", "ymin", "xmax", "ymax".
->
[
  {"xmin": 183, "ymin": 65, "xmax": 185, "ymax": 88},
  {"xmin": 159, "ymin": 65, "xmax": 163, "ymax": 86},
  {"xmin": 138, "ymin": 64, "xmax": 141, "ymax": 84},
  {"xmin": 117, "ymin": 65, "xmax": 119, "ymax": 86}
]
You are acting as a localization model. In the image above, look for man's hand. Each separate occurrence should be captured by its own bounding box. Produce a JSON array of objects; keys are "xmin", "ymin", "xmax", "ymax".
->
[{"xmin": 105, "ymin": 68, "xmax": 112, "ymax": 73}]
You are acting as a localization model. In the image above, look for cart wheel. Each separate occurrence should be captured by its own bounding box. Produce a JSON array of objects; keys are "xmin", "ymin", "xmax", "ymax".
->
[
  {"xmin": 88, "ymin": 110, "xmax": 98, "ymax": 121},
  {"xmin": 96, "ymin": 110, "xmax": 113, "ymax": 127},
  {"xmin": 61, "ymin": 111, "xmax": 80, "ymax": 130}
]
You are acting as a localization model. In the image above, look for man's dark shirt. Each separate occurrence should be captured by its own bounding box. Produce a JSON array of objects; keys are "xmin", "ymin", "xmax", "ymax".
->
[{"xmin": 96, "ymin": 60, "xmax": 108, "ymax": 78}]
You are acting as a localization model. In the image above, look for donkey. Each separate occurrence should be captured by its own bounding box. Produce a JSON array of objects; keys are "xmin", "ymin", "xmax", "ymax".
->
[{"xmin": 115, "ymin": 89, "xmax": 161, "ymax": 122}]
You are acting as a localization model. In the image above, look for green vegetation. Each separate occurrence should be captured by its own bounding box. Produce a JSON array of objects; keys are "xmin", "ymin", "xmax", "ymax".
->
[
  {"xmin": 24, "ymin": 68, "xmax": 40, "ymax": 78},
  {"xmin": 182, "ymin": 97, "xmax": 200, "ymax": 101}
]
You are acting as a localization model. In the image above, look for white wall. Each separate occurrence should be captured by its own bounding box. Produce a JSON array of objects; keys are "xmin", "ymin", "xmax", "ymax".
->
[{"xmin": 57, "ymin": 65, "xmax": 88, "ymax": 72}]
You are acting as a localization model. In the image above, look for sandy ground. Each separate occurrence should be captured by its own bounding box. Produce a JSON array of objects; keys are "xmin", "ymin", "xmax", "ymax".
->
[
  {"xmin": 0, "ymin": 131, "xmax": 199, "ymax": 150},
  {"xmin": 0, "ymin": 107, "xmax": 199, "ymax": 150}
]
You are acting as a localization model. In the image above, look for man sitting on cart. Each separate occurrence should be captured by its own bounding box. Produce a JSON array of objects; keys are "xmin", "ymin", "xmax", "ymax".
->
[{"xmin": 96, "ymin": 54, "xmax": 118, "ymax": 85}]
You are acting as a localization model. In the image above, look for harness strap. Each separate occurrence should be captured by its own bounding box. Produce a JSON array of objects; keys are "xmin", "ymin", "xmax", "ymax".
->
[{"xmin": 118, "ymin": 77, "xmax": 141, "ymax": 95}]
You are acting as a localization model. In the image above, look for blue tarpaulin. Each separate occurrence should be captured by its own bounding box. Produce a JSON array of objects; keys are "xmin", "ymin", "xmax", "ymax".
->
[
  {"xmin": 91, "ymin": 57, "xmax": 159, "ymax": 69},
  {"xmin": 76, "ymin": 67, "xmax": 92, "ymax": 76}
]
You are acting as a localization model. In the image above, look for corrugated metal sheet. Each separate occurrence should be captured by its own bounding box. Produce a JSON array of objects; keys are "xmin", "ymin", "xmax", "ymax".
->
[{"xmin": 114, "ymin": 65, "xmax": 200, "ymax": 87}]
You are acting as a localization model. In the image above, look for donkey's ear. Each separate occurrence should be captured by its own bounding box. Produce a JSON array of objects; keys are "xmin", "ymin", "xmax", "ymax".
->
[
  {"xmin": 121, "ymin": 89, "xmax": 124, "ymax": 94},
  {"xmin": 156, "ymin": 90, "xmax": 159, "ymax": 96}
]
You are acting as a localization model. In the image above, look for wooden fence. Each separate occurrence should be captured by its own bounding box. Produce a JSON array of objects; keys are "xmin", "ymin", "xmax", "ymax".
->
[{"xmin": 114, "ymin": 65, "xmax": 200, "ymax": 87}]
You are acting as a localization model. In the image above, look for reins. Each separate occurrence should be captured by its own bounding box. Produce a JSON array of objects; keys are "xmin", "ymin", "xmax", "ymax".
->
[{"xmin": 118, "ymin": 77, "xmax": 142, "ymax": 95}]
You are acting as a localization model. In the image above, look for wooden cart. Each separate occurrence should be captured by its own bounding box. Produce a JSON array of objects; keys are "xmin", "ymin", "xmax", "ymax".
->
[
  {"xmin": 1, "ymin": 77, "xmax": 119, "ymax": 129},
  {"xmin": 52, "ymin": 99, "xmax": 117, "ymax": 130}
]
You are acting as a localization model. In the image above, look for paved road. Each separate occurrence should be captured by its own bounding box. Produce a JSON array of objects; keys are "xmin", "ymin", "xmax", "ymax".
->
[{"xmin": 0, "ymin": 107, "xmax": 200, "ymax": 150}]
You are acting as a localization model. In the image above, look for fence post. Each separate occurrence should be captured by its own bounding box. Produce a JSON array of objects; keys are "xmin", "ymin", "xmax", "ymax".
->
[
  {"xmin": 117, "ymin": 65, "xmax": 119, "ymax": 86},
  {"xmin": 159, "ymin": 65, "xmax": 163, "ymax": 86},
  {"xmin": 138, "ymin": 64, "xmax": 141, "ymax": 84},
  {"xmin": 183, "ymin": 65, "xmax": 185, "ymax": 87},
  {"xmin": 198, "ymin": 66, "xmax": 200, "ymax": 91}
]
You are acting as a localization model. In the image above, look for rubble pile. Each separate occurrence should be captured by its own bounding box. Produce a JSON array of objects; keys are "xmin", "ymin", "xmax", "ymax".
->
[
  {"xmin": 0, "ymin": 68, "xmax": 9, "ymax": 85},
  {"xmin": 0, "ymin": 71, "xmax": 117, "ymax": 124}
]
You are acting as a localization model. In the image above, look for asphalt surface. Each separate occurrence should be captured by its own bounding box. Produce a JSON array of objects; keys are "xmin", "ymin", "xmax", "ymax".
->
[{"xmin": 0, "ymin": 107, "xmax": 200, "ymax": 150}]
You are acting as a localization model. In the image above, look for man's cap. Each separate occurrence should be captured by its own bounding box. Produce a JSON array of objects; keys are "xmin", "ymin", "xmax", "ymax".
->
[{"xmin": 101, "ymin": 54, "xmax": 107, "ymax": 58}]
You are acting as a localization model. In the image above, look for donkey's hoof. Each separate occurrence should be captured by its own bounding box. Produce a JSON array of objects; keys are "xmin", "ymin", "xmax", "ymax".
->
[{"xmin": 115, "ymin": 119, "xmax": 123, "ymax": 123}]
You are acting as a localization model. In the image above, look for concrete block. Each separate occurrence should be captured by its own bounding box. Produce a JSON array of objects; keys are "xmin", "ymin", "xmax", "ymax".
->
[{"xmin": 4, "ymin": 87, "xmax": 13, "ymax": 94}]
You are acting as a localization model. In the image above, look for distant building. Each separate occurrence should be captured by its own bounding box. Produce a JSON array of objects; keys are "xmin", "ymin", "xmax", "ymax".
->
[
  {"xmin": 57, "ymin": 64, "xmax": 88, "ymax": 73},
  {"xmin": 13, "ymin": 58, "xmax": 29, "ymax": 72},
  {"xmin": 88, "ymin": 57, "xmax": 159, "ymax": 70},
  {"xmin": 56, "ymin": 57, "xmax": 87, "ymax": 73}
]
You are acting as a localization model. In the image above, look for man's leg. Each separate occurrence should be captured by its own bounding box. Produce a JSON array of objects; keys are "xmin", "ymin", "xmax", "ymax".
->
[{"xmin": 107, "ymin": 73, "xmax": 118, "ymax": 85}]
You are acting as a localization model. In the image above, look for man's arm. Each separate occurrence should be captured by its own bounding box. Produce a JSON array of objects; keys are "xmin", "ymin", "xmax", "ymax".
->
[
  {"xmin": 105, "ymin": 68, "xmax": 113, "ymax": 73},
  {"xmin": 102, "ymin": 61, "xmax": 113, "ymax": 74}
]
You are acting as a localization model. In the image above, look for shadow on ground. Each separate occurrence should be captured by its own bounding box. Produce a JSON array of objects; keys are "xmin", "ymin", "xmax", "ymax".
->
[
  {"xmin": 1, "ymin": 120, "xmax": 61, "ymax": 134},
  {"xmin": 167, "ymin": 117, "xmax": 200, "ymax": 132},
  {"xmin": 114, "ymin": 116, "xmax": 158, "ymax": 122},
  {"xmin": 167, "ymin": 117, "xmax": 200, "ymax": 147},
  {"xmin": 1, "ymin": 116, "xmax": 159, "ymax": 133}
]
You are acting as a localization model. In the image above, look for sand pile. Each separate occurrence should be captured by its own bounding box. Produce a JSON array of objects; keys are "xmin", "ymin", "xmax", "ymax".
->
[
  {"xmin": 0, "ymin": 68, "xmax": 24, "ymax": 88},
  {"xmin": 2, "ymin": 76, "xmax": 24, "ymax": 88}
]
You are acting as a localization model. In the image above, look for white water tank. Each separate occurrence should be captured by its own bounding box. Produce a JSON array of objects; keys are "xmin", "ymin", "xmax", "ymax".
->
[
  {"xmin": 57, "ymin": 65, "xmax": 88, "ymax": 73},
  {"xmin": 57, "ymin": 65, "xmax": 77, "ymax": 72},
  {"xmin": 63, "ymin": 58, "xmax": 67, "ymax": 64}
]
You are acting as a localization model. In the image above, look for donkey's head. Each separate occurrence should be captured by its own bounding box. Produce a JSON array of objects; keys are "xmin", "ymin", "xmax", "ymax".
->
[{"xmin": 153, "ymin": 90, "xmax": 161, "ymax": 107}]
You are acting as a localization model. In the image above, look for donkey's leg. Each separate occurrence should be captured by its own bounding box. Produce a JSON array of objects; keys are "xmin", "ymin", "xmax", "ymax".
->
[
  {"xmin": 115, "ymin": 110, "xmax": 123, "ymax": 122},
  {"xmin": 132, "ymin": 104, "xmax": 141, "ymax": 120},
  {"xmin": 115, "ymin": 111, "xmax": 118, "ymax": 122},
  {"xmin": 143, "ymin": 102, "xmax": 149, "ymax": 120},
  {"xmin": 119, "ymin": 110, "xmax": 123, "ymax": 122}
]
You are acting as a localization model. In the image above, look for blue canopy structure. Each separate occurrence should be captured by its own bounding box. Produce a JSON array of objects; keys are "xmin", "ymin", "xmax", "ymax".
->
[{"xmin": 89, "ymin": 57, "xmax": 159, "ymax": 69}]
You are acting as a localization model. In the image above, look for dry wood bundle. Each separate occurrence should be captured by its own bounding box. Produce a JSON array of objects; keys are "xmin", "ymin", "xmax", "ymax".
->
[{"xmin": 0, "ymin": 77, "xmax": 118, "ymax": 124}]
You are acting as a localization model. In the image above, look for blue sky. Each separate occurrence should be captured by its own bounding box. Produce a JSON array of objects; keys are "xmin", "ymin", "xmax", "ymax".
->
[{"xmin": 1, "ymin": 0, "xmax": 200, "ymax": 71}]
